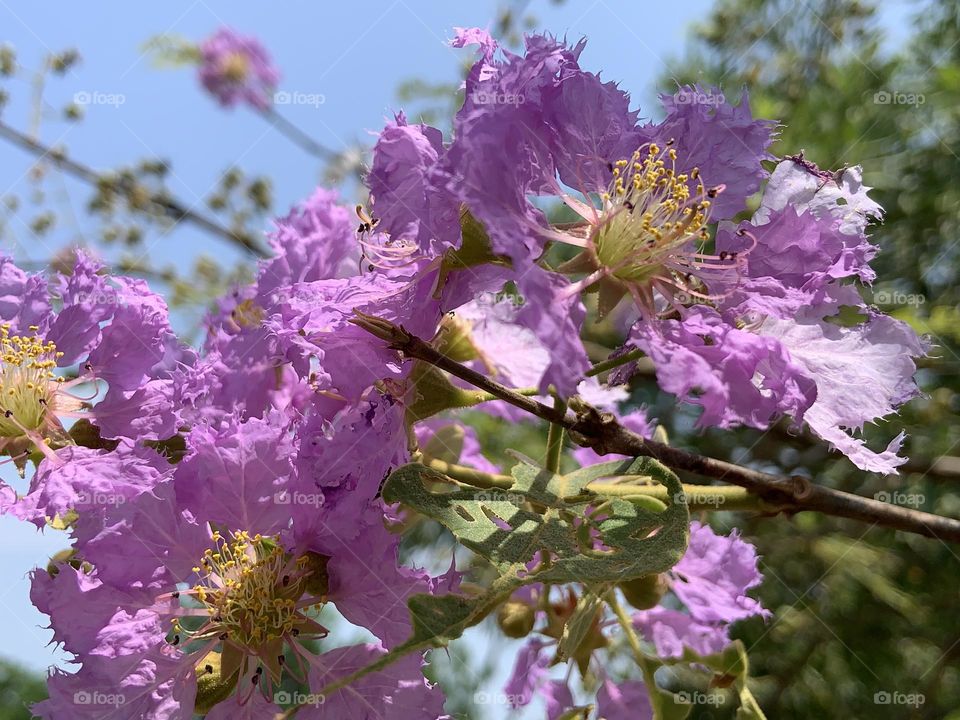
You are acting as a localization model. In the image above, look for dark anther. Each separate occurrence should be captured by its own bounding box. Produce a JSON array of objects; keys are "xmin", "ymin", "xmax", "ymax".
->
[
  {"xmin": 38, "ymin": 398, "xmax": 47, "ymax": 405},
  {"xmin": 205, "ymin": 664, "xmax": 214, "ymax": 674},
  {"xmin": 719, "ymin": 251, "xmax": 728, "ymax": 261},
  {"xmin": 4, "ymin": 410, "xmax": 12, "ymax": 418},
  {"xmin": 219, "ymin": 632, "xmax": 228, "ymax": 641},
  {"xmin": 84, "ymin": 362, "xmax": 92, "ymax": 371},
  {"xmin": 666, "ymin": 138, "xmax": 675, "ymax": 146},
  {"xmin": 255, "ymin": 667, "xmax": 263, "ymax": 675},
  {"xmin": 707, "ymin": 188, "xmax": 719, "ymax": 198},
  {"xmin": 624, "ymin": 201, "xmax": 635, "ymax": 211},
  {"xmin": 606, "ymin": 162, "xmax": 614, "ymax": 172},
  {"xmin": 282, "ymin": 575, "xmax": 290, "ymax": 586},
  {"xmin": 171, "ymin": 635, "xmax": 180, "ymax": 645},
  {"xmin": 172, "ymin": 591, "xmax": 180, "ymax": 598},
  {"xmin": 292, "ymin": 628, "xmax": 300, "ymax": 637},
  {"xmin": 278, "ymin": 655, "xmax": 286, "ymax": 665}
]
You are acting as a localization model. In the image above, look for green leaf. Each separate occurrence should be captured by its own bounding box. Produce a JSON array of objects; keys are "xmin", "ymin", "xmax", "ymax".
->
[
  {"xmin": 557, "ymin": 589, "xmax": 606, "ymax": 664},
  {"xmin": 406, "ymin": 571, "xmax": 528, "ymax": 647},
  {"xmin": 442, "ymin": 207, "xmax": 511, "ymax": 271},
  {"xmin": 383, "ymin": 456, "xmax": 689, "ymax": 585}
]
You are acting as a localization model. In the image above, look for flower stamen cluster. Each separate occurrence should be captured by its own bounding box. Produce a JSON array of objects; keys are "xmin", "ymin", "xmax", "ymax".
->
[{"xmin": 0, "ymin": 324, "xmax": 61, "ymax": 436}]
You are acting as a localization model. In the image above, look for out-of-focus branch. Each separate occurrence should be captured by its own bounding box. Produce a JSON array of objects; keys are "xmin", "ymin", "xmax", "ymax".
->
[
  {"xmin": 0, "ymin": 119, "xmax": 270, "ymax": 257},
  {"xmin": 259, "ymin": 107, "xmax": 335, "ymax": 160},
  {"xmin": 352, "ymin": 314, "xmax": 960, "ymax": 543}
]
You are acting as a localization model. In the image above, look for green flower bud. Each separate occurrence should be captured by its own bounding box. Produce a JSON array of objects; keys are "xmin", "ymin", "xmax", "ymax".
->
[
  {"xmin": 497, "ymin": 600, "xmax": 536, "ymax": 638},
  {"xmin": 619, "ymin": 573, "xmax": 669, "ymax": 611}
]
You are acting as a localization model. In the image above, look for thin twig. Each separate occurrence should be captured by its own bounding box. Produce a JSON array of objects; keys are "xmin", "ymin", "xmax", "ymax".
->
[
  {"xmin": 0, "ymin": 120, "xmax": 270, "ymax": 257},
  {"xmin": 259, "ymin": 107, "xmax": 335, "ymax": 160},
  {"xmin": 352, "ymin": 314, "xmax": 960, "ymax": 543}
]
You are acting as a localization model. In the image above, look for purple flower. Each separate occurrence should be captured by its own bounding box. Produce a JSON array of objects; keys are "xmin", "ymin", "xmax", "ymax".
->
[
  {"xmin": 10, "ymin": 444, "xmax": 168, "ymax": 528},
  {"xmin": 634, "ymin": 521, "xmax": 769, "ymax": 658},
  {"xmin": 259, "ymin": 187, "xmax": 359, "ymax": 294},
  {"xmin": 306, "ymin": 644, "xmax": 446, "ymax": 719},
  {"xmin": 596, "ymin": 679, "xmax": 653, "ymax": 720},
  {"xmin": 633, "ymin": 607, "xmax": 732, "ymax": 658},
  {"xmin": 0, "ymin": 252, "xmax": 180, "ymax": 471},
  {"xmin": 759, "ymin": 311, "xmax": 927, "ymax": 472},
  {"xmin": 294, "ymin": 392, "xmax": 408, "ymax": 529},
  {"xmin": 28, "ymin": 407, "xmax": 447, "ymax": 717},
  {"xmin": 503, "ymin": 639, "xmax": 550, "ymax": 708},
  {"xmin": 624, "ymin": 305, "xmax": 817, "ymax": 430},
  {"xmin": 651, "ymin": 85, "xmax": 776, "ymax": 218},
  {"xmin": 368, "ymin": 112, "xmax": 460, "ymax": 257},
  {"xmin": 198, "ymin": 27, "xmax": 279, "ymax": 110}
]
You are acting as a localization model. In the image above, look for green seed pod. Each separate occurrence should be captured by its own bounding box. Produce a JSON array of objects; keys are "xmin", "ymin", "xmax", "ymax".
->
[
  {"xmin": 497, "ymin": 600, "xmax": 536, "ymax": 639},
  {"xmin": 619, "ymin": 573, "xmax": 669, "ymax": 611},
  {"xmin": 626, "ymin": 495, "xmax": 668, "ymax": 513}
]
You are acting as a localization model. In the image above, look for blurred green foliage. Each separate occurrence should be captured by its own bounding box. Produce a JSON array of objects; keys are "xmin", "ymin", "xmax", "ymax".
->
[
  {"xmin": 0, "ymin": 659, "xmax": 45, "ymax": 719},
  {"xmin": 652, "ymin": 0, "xmax": 960, "ymax": 717}
]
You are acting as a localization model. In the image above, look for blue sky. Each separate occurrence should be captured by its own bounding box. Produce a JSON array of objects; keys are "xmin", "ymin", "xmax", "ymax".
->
[{"xmin": 0, "ymin": 0, "xmax": 914, "ymax": 699}]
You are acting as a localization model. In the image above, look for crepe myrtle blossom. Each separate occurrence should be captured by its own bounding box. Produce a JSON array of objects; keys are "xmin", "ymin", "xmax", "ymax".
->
[
  {"xmin": 193, "ymin": 184, "xmax": 489, "ymax": 425},
  {"xmin": 631, "ymin": 520, "xmax": 769, "ymax": 658},
  {"xmin": 28, "ymin": 411, "xmax": 447, "ymax": 718},
  {"xmin": 194, "ymin": 188, "xmax": 360, "ymax": 421},
  {"xmin": 198, "ymin": 27, "xmax": 280, "ymax": 110},
  {"xmin": 0, "ymin": 251, "xmax": 180, "ymax": 473},
  {"xmin": 365, "ymin": 29, "xmax": 776, "ymax": 395},
  {"xmin": 616, "ymin": 156, "xmax": 927, "ymax": 472}
]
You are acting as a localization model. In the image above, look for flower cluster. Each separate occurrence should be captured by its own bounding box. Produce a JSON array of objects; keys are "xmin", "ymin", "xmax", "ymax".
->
[
  {"xmin": 366, "ymin": 27, "xmax": 925, "ymax": 474},
  {"xmin": 1, "ymin": 22, "xmax": 928, "ymax": 720},
  {"xmin": 198, "ymin": 27, "xmax": 280, "ymax": 110}
]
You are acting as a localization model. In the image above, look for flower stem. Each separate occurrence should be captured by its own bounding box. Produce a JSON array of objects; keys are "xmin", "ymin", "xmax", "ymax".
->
[
  {"xmin": 422, "ymin": 456, "xmax": 514, "ymax": 489},
  {"xmin": 586, "ymin": 348, "xmax": 645, "ymax": 377},
  {"xmin": 259, "ymin": 106, "xmax": 334, "ymax": 160},
  {"xmin": 545, "ymin": 396, "xmax": 567, "ymax": 473},
  {"xmin": 585, "ymin": 482, "xmax": 767, "ymax": 511}
]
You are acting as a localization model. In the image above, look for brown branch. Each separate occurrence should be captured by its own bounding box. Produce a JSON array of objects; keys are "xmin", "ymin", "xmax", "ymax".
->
[
  {"xmin": 0, "ymin": 120, "xmax": 270, "ymax": 258},
  {"xmin": 352, "ymin": 313, "xmax": 960, "ymax": 543}
]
